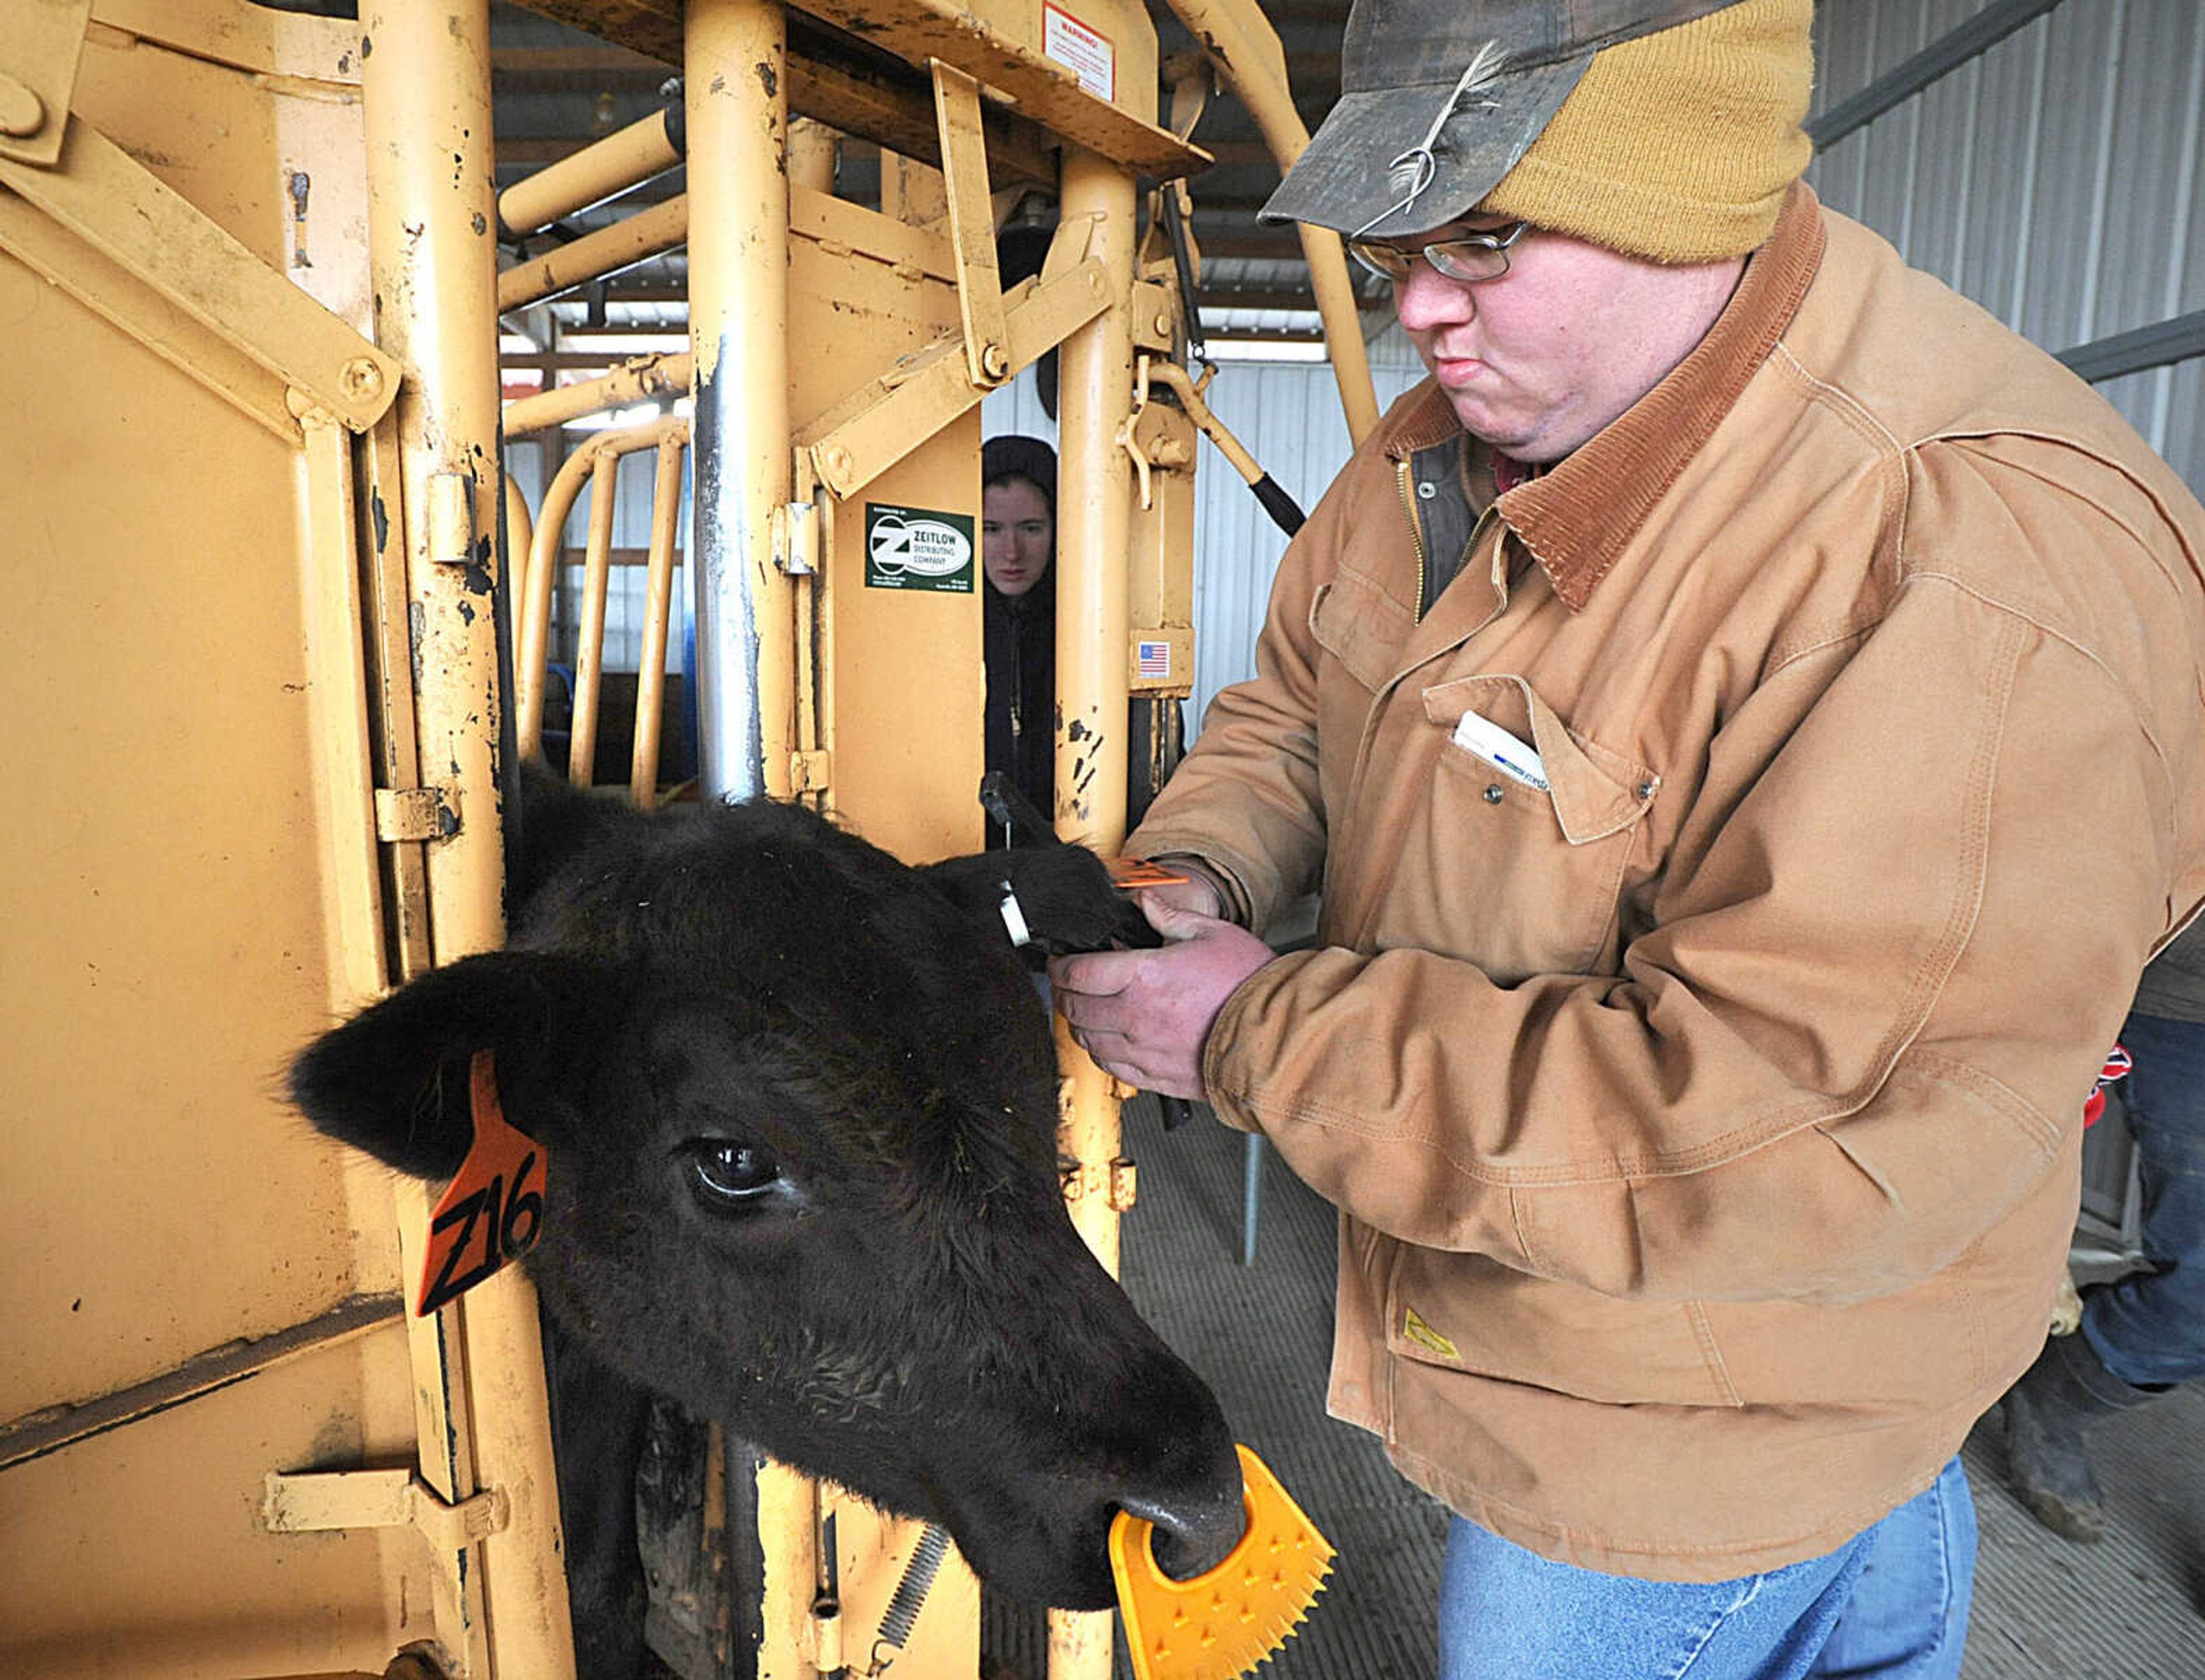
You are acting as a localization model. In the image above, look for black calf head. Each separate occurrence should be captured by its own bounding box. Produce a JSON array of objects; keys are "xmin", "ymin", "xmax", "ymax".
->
[{"xmin": 292, "ymin": 769, "xmax": 1239, "ymax": 1610}]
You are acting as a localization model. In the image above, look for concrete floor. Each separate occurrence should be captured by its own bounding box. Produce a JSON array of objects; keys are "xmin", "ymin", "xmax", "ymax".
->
[{"xmin": 1096, "ymin": 1096, "xmax": 2205, "ymax": 1679}]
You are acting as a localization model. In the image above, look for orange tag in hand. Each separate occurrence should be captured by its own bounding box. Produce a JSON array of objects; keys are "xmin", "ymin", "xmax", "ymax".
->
[
  {"xmin": 414, "ymin": 1050, "xmax": 547, "ymax": 1317},
  {"xmin": 1107, "ymin": 856, "xmax": 1190, "ymax": 890}
]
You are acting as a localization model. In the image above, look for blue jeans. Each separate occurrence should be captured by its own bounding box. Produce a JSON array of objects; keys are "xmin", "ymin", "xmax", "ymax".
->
[
  {"xmin": 1439, "ymin": 1457, "xmax": 1976, "ymax": 1680},
  {"xmin": 2082, "ymin": 1010, "xmax": 2205, "ymax": 1387}
]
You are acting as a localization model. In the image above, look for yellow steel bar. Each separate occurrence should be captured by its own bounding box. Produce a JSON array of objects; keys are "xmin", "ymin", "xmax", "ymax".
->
[
  {"xmin": 0, "ymin": 117, "xmax": 400, "ymax": 433},
  {"xmin": 687, "ymin": 0, "xmax": 814, "ymax": 1660},
  {"xmin": 361, "ymin": 9, "xmax": 574, "ymax": 1679},
  {"xmin": 496, "ymin": 192, "xmax": 688, "ymax": 312},
  {"xmin": 471, "ymin": 0, "xmax": 1070, "ymax": 193},
  {"xmin": 929, "ymin": 61, "xmax": 1009, "ymax": 388},
  {"xmin": 1152, "ymin": 0, "xmax": 1378, "ymax": 445},
  {"xmin": 517, "ymin": 445, "xmax": 593, "ymax": 761},
  {"xmin": 498, "ymin": 106, "xmax": 683, "ymax": 237},
  {"xmin": 795, "ymin": 0, "xmax": 1207, "ymax": 178},
  {"xmin": 0, "ymin": 164, "xmax": 299, "ymax": 440},
  {"xmin": 1046, "ymin": 142, "xmax": 1139, "ymax": 1680},
  {"xmin": 686, "ymin": 0, "xmax": 794, "ymax": 804},
  {"xmin": 503, "ymin": 350, "xmax": 693, "ymax": 438},
  {"xmin": 517, "ymin": 416, "xmax": 691, "ymax": 760},
  {"xmin": 78, "ymin": 0, "xmax": 359, "ymax": 82},
  {"xmin": 1144, "ymin": 357, "xmax": 1265, "ymax": 485},
  {"xmin": 631, "ymin": 435, "xmax": 687, "ymax": 806},
  {"xmin": 297, "ymin": 403, "xmax": 393, "ymax": 1013},
  {"xmin": 1294, "ymin": 237, "xmax": 1376, "ymax": 445},
  {"xmin": 788, "ymin": 115, "xmax": 838, "ymax": 194},
  {"xmin": 800, "ymin": 254, "xmax": 1109, "ymax": 499},
  {"xmin": 1052, "ymin": 155, "xmax": 1135, "ymax": 849},
  {"xmin": 568, "ymin": 450, "xmax": 621, "ymax": 787},
  {"xmin": 504, "ymin": 475, "xmax": 536, "ymax": 684},
  {"xmin": 791, "ymin": 451, "xmax": 826, "ymax": 810},
  {"xmin": 359, "ymin": 409, "xmax": 438, "ymax": 978}
]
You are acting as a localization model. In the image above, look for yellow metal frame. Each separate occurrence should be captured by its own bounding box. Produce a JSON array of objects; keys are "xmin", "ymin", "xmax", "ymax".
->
[
  {"xmin": 0, "ymin": 0, "xmax": 1378, "ymax": 1670},
  {"xmin": 497, "ymin": 104, "xmax": 682, "ymax": 237},
  {"xmin": 0, "ymin": 114, "xmax": 399, "ymax": 437},
  {"xmin": 361, "ymin": 6, "xmax": 574, "ymax": 1675},
  {"xmin": 2, "ymin": 3, "xmax": 570, "ymax": 1674}
]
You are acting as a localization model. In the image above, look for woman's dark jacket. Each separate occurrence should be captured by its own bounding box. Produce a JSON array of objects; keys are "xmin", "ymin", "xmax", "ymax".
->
[{"xmin": 982, "ymin": 569, "xmax": 1055, "ymax": 847}]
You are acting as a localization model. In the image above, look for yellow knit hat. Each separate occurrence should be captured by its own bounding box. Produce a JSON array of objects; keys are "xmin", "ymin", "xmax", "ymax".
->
[{"xmin": 1479, "ymin": 0, "xmax": 1816, "ymax": 262}]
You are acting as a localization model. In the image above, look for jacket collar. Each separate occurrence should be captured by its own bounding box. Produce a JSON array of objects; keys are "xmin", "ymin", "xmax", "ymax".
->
[{"xmin": 1385, "ymin": 181, "xmax": 1828, "ymax": 611}]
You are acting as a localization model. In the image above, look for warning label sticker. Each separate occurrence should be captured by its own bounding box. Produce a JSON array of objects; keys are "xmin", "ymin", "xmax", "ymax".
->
[
  {"xmin": 864, "ymin": 503, "xmax": 975, "ymax": 593},
  {"xmin": 1043, "ymin": 3, "xmax": 1116, "ymax": 103}
]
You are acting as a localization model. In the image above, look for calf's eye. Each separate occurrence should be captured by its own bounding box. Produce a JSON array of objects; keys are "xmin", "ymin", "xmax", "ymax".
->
[{"xmin": 686, "ymin": 1139, "xmax": 786, "ymax": 1207}]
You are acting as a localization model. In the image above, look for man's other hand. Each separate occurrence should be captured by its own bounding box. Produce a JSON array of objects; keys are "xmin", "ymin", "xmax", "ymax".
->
[{"xmin": 1048, "ymin": 893, "xmax": 1275, "ymax": 1100}]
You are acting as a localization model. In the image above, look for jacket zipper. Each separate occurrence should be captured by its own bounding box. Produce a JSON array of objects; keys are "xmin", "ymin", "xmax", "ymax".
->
[{"xmin": 1395, "ymin": 458, "xmax": 1428, "ymax": 621}]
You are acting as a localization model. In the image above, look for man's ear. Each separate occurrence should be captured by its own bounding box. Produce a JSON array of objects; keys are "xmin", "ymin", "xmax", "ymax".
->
[{"xmin": 289, "ymin": 950, "xmax": 614, "ymax": 1180}]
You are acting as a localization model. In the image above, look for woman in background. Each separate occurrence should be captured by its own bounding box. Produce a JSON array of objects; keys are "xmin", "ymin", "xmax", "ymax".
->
[{"xmin": 981, "ymin": 434, "xmax": 1058, "ymax": 846}]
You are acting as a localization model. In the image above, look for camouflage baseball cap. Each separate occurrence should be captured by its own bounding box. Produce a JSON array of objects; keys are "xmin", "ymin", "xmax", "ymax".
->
[{"xmin": 1263, "ymin": 0, "xmax": 1750, "ymax": 239}]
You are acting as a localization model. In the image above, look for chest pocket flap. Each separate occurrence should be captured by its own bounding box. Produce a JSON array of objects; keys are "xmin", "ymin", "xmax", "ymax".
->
[
  {"xmin": 1310, "ymin": 566, "xmax": 1415, "ymax": 694},
  {"xmin": 1421, "ymin": 673, "xmax": 1658, "ymax": 843}
]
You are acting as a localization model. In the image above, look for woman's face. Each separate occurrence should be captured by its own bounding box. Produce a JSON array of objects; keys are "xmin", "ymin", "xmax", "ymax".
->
[{"xmin": 982, "ymin": 478, "xmax": 1054, "ymax": 597}]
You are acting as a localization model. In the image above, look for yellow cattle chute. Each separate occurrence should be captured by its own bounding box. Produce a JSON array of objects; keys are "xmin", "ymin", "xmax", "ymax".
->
[{"xmin": 0, "ymin": 0, "xmax": 1372, "ymax": 1675}]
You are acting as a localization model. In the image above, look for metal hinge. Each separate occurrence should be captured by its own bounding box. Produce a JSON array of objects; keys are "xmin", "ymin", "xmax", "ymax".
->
[
  {"xmin": 0, "ymin": 0, "xmax": 93, "ymax": 168},
  {"xmin": 777, "ymin": 497, "xmax": 820, "ymax": 575},
  {"xmin": 376, "ymin": 784, "xmax": 461, "ymax": 842},
  {"xmin": 1059, "ymin": 1159, "xmax": 1138, "ymax": 1213},
  {"xmin": 262, "ymin": 1469, "xmax": 509, "ymax": 1553}
]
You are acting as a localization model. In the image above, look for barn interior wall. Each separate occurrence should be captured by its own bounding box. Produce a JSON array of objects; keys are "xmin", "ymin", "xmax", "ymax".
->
[{"xmin": 1807, "ymin": 0, "xmax": 2204, "ymax": 490}]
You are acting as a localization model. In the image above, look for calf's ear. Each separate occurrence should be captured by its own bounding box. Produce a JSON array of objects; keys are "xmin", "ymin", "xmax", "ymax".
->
[
  {"xmin": 290, "ymin": 950, "xmax": 612, "ymax": 1181},
  {"xmin": 923, "ymin": 845, "xmax": 1158, "ymax": 954},
  {"xmin": 506, "ymin": 759, "xmax": 647, "ymax": 909}
]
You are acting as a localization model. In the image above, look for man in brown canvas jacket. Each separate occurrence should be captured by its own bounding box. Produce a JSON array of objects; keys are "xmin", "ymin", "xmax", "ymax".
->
[{"xmin": 1050, "ymin": 2, "xmax": 2205, "ymax": 1674}]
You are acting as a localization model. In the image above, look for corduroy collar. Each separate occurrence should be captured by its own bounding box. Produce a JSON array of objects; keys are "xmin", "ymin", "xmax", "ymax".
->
[{"xmin": 1385, "ymin": 180, "xmax": 1827, "ymax": 611}]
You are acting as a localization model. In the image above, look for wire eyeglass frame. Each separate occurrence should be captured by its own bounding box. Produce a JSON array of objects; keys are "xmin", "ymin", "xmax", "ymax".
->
[{"xmin": 1347, "ymin": 219, "xmax": 1531, "ymax": 284}]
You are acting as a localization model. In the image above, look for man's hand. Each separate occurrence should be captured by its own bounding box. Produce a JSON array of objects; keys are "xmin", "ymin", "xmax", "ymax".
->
[{"xmin": 1047, "ymin": 892, "xmax": 1275, "ymax": 1100}]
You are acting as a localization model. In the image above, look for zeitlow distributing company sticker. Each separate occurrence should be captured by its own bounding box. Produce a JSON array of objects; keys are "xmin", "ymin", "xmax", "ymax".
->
[{"xmin": 865, "ymin": 502, "xmax": 975, "ymax": 593}]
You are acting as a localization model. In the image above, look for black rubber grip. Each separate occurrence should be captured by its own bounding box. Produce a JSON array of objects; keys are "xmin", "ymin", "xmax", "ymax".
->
[{"xmin": 1252, "ymin": 474, "xmax": 1307, "ymax": 538}]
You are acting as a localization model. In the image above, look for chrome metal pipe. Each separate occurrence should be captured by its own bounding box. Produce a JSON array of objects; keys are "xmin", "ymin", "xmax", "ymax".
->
[{"xmin": 685, "ymin": 0, "xmax": 791, "ymax": 804}]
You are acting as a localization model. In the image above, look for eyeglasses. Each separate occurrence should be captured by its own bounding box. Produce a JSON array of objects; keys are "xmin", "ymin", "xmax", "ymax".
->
[{"xmin": 1347, "ymin": 220, "xmax": 1531, "ymax": 284}]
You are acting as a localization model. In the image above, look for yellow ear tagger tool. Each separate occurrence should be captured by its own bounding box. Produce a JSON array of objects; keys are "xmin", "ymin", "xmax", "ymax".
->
[{"xmin": 1109, "ymin": 1443, "xmax": 1334, "ymax": 1680}]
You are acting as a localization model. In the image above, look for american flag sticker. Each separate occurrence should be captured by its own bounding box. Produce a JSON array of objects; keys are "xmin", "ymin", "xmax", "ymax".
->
[{"xmin": 1136, "ymin": 640, "xmax": 1172, "ymax": 679}]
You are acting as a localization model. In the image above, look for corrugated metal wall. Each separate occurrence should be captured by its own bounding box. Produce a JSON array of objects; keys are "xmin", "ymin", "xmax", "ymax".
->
[{"xmin": 1808, "ymin": 0, "xmax": 2204, "ymax": 493}]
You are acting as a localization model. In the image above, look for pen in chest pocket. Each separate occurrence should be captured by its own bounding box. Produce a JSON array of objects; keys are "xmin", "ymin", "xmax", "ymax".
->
[{"xmin": 1451, "ymin": 709, "xmax": 1550, "ymax": 792}]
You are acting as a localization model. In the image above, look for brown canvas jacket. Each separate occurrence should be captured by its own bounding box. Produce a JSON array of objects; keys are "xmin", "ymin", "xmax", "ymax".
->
[{"xmin": 1128, "ymin": 185, "xmax": 2205, "ymax": 1580}]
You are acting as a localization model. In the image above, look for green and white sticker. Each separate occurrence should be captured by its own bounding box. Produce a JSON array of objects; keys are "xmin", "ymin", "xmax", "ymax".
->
[{"xmin": 864, "ymin": 502, "xmax": 975, "ymax": 593}]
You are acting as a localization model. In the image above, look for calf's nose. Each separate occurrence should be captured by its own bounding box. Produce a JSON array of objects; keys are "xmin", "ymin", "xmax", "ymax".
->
[{"xmin": 1112, "ymin": 1400, "xmax": 1245, "ymax": 1581}]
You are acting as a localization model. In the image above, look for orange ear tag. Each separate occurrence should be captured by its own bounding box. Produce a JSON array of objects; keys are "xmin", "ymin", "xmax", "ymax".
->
[
  {"xmin": 1109, "ymin": 1443, "xmax": 1334, "ymax": 1680},
  {"xmin": 1108, "ymin": 856, "xmax": 1193, "ymax": 890},
  {"xmin": 413, "ymin": 1049, "xmax": 548, "ymax": 1317}
]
